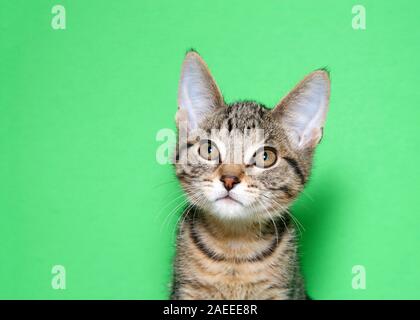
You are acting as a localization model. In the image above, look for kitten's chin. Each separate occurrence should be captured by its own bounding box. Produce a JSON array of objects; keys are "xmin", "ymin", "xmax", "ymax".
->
[{"xmin": 210, "ymin": 198, "xmax": 251, "ymax": 220}]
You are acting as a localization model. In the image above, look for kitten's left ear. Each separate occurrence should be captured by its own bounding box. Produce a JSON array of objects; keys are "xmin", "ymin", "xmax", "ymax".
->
[
  {"xmin": 273, "ymin": 70, "xmax": 331, "ymax": 149},
  {"xmin": 177, "ymin": 51, "xmax": 224, "ymax": 130}
]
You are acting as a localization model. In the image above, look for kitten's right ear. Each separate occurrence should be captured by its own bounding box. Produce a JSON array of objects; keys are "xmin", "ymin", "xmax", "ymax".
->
[{"xmin": 177, "ymin": 51, "xmax": 224, "ymax": 130}]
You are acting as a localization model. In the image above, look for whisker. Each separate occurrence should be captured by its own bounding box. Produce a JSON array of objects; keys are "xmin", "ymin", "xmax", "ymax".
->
[
  {"xmin": 259, "ymin": 192, "xmax": 305, "ymax": 237},
  {"xmin": 255, "ymin": 197, "xmax": 279, "ymax": 245},
  {"xmin": 152, "ymin": 179, "xmax": 179, "ymax": 189}
]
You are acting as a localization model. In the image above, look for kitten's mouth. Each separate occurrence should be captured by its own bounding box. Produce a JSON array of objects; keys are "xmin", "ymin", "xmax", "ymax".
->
[{"xmin": 215, "ymin": 195, "xmax": 243, "ymax": 206}]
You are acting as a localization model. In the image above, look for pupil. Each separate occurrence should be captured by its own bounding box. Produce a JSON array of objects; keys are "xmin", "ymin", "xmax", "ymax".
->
[
  {"xmin": 263, "ymin": 152, "xmax": 268, "ymax": 161},
  {"xmin": 208, "ymin": 145, "xmax": 212, "ymax": 153}
]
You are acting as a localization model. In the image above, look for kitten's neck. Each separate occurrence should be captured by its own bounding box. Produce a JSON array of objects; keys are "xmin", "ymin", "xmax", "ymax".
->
[
  {"xmin": 183, "ymin": 208, "xmax": 294, "ymax": 262},
  {"xmin": 188, "ymin": 207, "xmax": 291, "ymax": 240}
]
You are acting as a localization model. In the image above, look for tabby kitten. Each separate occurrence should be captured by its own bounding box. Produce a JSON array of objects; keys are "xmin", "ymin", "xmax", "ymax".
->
[{"xmin": 171, "ymin": 51, "xmax": 330, "ymax": 300}]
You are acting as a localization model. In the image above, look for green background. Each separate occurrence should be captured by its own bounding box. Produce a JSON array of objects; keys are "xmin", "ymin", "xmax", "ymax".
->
[{"xmin": 1, "ymin": 0, "xmax": 419, "ymax": 299}]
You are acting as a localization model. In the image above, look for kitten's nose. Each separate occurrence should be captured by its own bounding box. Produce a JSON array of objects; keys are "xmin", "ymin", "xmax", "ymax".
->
[{"xmin": 220, "ymin": 175, "xmax": 240, "ymax": 191}]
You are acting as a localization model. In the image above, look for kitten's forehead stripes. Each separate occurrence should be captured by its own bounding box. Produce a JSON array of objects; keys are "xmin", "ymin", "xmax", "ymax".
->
[{"xmin": 201, "ymin": 101, "xmax": 268, "ymax": 132}]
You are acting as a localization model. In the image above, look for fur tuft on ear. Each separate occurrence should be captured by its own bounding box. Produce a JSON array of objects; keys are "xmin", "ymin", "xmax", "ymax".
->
[
  {"xmin": 273, "ymin": 70, "xmax": 331, "ymax": 149},
  {"xmin": 177, "ymin": 51, "xmax": 224, "ymax": 131}
]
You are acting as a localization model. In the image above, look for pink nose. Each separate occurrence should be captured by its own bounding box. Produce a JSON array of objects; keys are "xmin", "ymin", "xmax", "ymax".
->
[{"xmin": 220, "ymin": 175, "xmax": 240, "ymax": 191}]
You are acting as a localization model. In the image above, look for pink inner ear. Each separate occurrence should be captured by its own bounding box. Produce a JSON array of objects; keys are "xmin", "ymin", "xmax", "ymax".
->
[
  {"xmin": 178, "ymin": 52, "xmax": 224, "ymax": 130},
  {"xmin": 302, "ymin": 127, "xmax": 323, "ymax": 148},
  {"xmin": 274, "ymin": 71, "xmax": 330, "ymax": 149}
]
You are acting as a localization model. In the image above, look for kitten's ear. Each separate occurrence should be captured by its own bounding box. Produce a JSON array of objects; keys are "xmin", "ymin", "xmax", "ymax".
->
[
  {"xmin": 177, "ymin": 51, "xmax": 224, "ymax": 130},
  {"xmin": 273, "ymin": 70, "xmax": 330, "ymax": 149}
]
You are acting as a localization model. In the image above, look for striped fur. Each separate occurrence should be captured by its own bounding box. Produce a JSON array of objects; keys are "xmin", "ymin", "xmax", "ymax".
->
[{"xmin": 171, "ymin": 210, "xmax": 306, "ymax": 300}]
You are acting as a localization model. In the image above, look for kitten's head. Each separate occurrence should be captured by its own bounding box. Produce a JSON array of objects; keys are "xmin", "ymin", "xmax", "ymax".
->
[{"xmin": 175, "ymin": 51, "xmax": 330, "ymax": 222}]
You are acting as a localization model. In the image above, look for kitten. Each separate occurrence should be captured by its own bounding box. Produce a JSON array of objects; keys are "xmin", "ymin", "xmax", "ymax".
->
[{"xmin": 171, "ymin": 51, "xmax": 330, "ymax": 300}]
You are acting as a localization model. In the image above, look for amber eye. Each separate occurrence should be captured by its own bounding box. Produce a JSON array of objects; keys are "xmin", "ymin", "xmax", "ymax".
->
[
  {"xmin": 254, "ymin": 147, "xmax": 277, "ymax": 168},
  {"xmin": 198, "ymin": 140, "xmax": 220, "ymax": 162}
]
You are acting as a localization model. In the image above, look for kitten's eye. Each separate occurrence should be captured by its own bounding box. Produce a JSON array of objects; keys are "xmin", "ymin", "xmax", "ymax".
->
[
  {"xmin": 253, "ymin": 147, "xmax": 277, "ymax": 168},
  {"xmin": 198, "ymin": 140, "xmax": 220, "ymax": 162}
]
